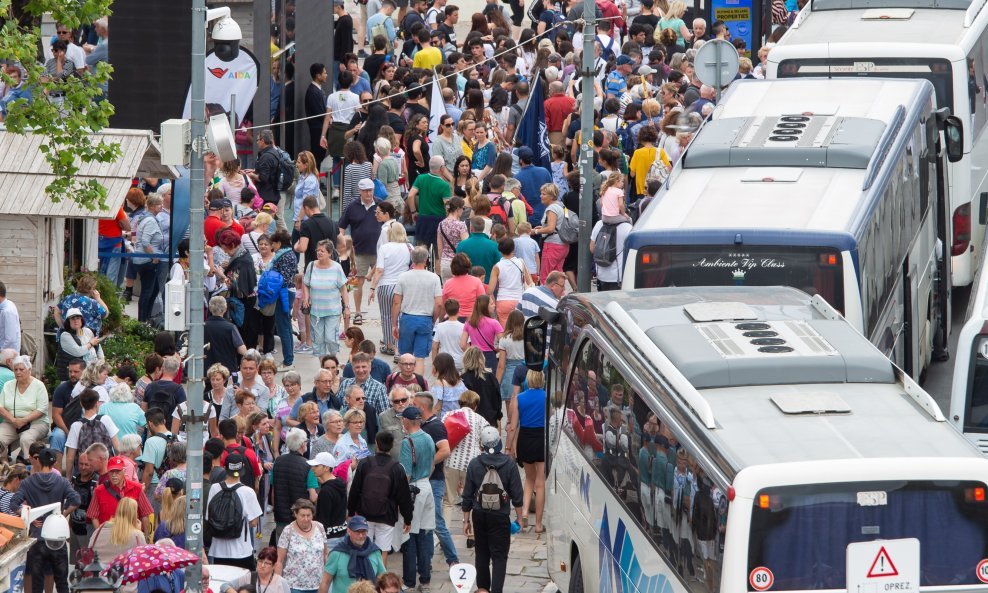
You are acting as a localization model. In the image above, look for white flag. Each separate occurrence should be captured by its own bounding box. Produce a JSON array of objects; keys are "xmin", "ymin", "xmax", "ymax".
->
[{"xmin": 428, "ymin": 73, "xmax": 447, "ymax": 143}]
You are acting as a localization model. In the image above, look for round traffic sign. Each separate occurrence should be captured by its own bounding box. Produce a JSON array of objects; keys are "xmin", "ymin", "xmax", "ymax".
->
[
  {"xmin": 749, "ymin": 567, "xmax": 774, "ymax": 591},
  {"xmin": 693, "ymin": 39, "xmax": 740, "ymax": 89},
  {"xmin": 977, "ymin": 559, "xmax": 988, "ymax": 583}
]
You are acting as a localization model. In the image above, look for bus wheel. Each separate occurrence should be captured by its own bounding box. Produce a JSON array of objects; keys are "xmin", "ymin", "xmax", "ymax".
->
[{"xmin": 569, "ymin": 554, "xmax": 584, "ymax": 593}]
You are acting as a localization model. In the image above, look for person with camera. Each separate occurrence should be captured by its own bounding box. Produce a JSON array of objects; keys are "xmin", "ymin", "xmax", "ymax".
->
[
  {"xmin": 397, "ymin": 406, "xmax": 436, "ymax": 593},
  {"xmin": 68, "ymin": 450, "xmax": 99, "ymax": 555}
]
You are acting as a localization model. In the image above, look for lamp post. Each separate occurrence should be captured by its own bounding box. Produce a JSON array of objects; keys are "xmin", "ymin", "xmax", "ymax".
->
[
  {"xmin": 185, "ymin": 4, "xmax": 241, "ymax": 592},
  {"xmin": 577, "ymin": 0, "xmax": 597, "ymax": 292},
  {"xmin": 69, "ymin": 552, "xmax": 120, "ymax": 593}
]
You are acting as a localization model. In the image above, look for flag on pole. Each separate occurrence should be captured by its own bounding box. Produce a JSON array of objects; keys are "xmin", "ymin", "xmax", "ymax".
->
[
  {"xmin": 428, "ymin": 72, "xmax": 447, "ymax": 143},
  {"xmin": 513, "ymin": 73, "xmax": 551, "ymax": 170}
]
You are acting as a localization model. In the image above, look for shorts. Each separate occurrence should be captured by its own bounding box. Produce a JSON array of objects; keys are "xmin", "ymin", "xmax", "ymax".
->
[
  {"xmin": 516, "ymin": 426, "xmax": 545, "ymax": 464},
  {"xmin": 698, "ymin": 538, "xmax": 717, "ymax": 561},
  {"xmin": 368, "ymin": 521, "xmax": 397, "ymax": 551},
  {"xmin": 398, "ymin": 313, "xmax": 434, "ymax": 358},
  {"xmin": 354, "ymin": 253, "xmax": 377, "ymax": 277}
]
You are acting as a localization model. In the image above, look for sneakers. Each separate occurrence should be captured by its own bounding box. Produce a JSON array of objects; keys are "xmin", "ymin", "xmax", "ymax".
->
[
  {"xmin": 417, "ymin": 584, "xmax": 431, "ymax": 593},
  {"xmin": 358, "ymin": 49, "xmax": 369, "ymax": 58},
  {"xmin": 294, "ymin": 343, "xmax": 312, "ymax": 353},
  {"xmin": 278, "ymin": 363, "xmax": 295, "ymax": 372}
]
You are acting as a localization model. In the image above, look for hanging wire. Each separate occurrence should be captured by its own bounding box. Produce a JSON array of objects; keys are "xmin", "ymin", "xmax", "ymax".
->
[{"xmin": 239, "ymin": 14, "xmax": 620, "ymax": 132}]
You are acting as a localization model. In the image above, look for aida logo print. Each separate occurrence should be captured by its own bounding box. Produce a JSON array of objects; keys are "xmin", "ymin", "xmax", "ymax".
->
[{"xmin": 209, "ymin": 67, "xmax": 253, "ymax": 79}]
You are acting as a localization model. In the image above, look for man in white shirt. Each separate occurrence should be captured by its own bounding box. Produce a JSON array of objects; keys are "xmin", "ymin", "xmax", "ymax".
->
[
  {"xmin": 64, "ymin": 388, "xmax": 122, "ymax": 474},
  {"xmin": 0, "ymin": 282, "xmax": 19, "ymax": 354},
  {"xmin": 54, "ymin": 24, "xmax": 87, "ymax": 73},
  {"xmin": 206, "ymin": 453, "xmax": 263, "ymax": 569},
  {"xmin": 392, "ymin": 247, "xmax": 443, "ymax": 375},
  {"xmin": 319, "ymin": 71, "xmax": 362, "ymax": 156}
]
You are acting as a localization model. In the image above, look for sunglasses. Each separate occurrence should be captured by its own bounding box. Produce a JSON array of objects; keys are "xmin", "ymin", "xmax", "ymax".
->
[
  {"xmin": 352, "ymin": 396, "xmax": 365, "ymax": 401},
  {"xmin": 392, "ymin": 397, "xmax": 409, "ymax": 404}
]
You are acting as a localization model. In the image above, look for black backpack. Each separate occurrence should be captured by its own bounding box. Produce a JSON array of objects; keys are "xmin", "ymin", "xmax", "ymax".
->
[
  {"xmin": 207, "ymin": 482, "xmax": 245, "ymax": 539},
  {"xmin": 61, "ymin": 395, "xmax": 84, "ymax": 429},
  {"xmin": 359, "ymin": 457, "xmax": 396, "ymax": 518},
  {"xmin": 228, "ymin": 446, "xmax": 257, "ymax": 489},
  {"xmin": 144, "ymin": 381, "xmax": 182, "ymax": 425},
  {"xmin": 593, "ymin": 222, "xmax": 621, "ymax": 266},
  {"xmin": 76, "ymin": 415, "xmax": 113, "ymax": 457},
  {"xmin": 275, "ymin": 148, "xmax": 297, "ymax": 192},
  {"xmin": 692, "ymin": 488, "xmax": 718, "ymax": 541}
]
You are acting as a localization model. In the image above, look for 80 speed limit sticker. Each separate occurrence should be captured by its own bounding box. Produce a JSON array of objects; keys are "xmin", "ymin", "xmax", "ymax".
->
[{"xmin": 749, "ymin": 567, "xmax": 774, "ymax": 591}]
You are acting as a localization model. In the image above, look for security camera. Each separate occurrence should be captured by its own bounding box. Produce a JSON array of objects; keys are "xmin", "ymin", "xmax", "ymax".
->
[{"xmin": 208, "ymin": 8, "xmax": 241, "ymax": 62}]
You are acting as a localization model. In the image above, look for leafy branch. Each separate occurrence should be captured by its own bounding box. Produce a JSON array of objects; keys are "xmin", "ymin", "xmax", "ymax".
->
[{"xmin": 0, "ymin": 0, "xmax": 120, "ymax": 212}]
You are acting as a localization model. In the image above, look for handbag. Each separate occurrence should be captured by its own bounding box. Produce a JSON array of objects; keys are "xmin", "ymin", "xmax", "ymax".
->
[
  {"xmin": 373, "ymin": 178, "xmax": 389, "ymax": 200},
  {"xmin": 443, "ymin": 410, "xmax": 471, "ymax": 450}
]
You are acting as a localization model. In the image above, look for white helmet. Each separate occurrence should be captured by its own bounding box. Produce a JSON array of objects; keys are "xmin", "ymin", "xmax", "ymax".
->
[{"xmin": 41, "ymin": 513, "xmax": 69, "ymax": 550}]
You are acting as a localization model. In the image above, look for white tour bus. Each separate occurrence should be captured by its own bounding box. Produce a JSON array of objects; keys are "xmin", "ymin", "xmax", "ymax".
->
[
  {"xmin": 950, "ymin": 229, "xmax": 988, "ymax": 453},
  {"xmin": 765, "ymin": 0, "xmax": 980, "ymax": 285},
  {"xmin": 622, "ymin": 78, "xmax": 962, "ymax": 380},
  {"xmin": 522, "ymin": 286, "xmax": 988, "ymax": 593}
]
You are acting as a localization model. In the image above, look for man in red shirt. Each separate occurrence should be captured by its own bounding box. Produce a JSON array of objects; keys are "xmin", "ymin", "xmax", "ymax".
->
[
  {"xmin": 217, "ymin": 418, "xmax": 261, "ymax": 492},
  {"xmin": 87, "ymin": 456, "xmax": 154, "ymax": 532},
  {"xmin": 203, "ymin": 198, "xmax": 244, "ymax": 248},
  {"xmin": 97, "ymin": 207, "xmax": 131, "ymax": 285},
  {"xmin": 544, "ymin": 80, "xmax": 576, "ymax": 149}
]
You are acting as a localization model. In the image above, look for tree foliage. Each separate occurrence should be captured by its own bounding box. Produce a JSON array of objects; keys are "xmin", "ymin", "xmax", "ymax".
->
[{"xmin": 0, "ymin": 0, "xmax": 120, "ymax": 211}]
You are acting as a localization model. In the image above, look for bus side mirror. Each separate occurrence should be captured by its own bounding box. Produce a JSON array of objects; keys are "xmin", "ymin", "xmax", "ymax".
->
[
  {"xmin": 523, "ymin": 317, "xmax": 548, "ymax": 371},
  {"xmin": 944, "ymin": 116, "xmax": 963, "ymax": 163}
]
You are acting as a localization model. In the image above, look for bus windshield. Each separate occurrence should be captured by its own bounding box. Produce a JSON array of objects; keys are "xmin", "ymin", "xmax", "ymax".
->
[
  {"xmin": 634, "ymin": 245, "xmax": 845, "ymax": 314},
  {"xmin": 747, "ymin": 481, "xmax": 988, "ymax": 590},
  {"xmin": 776, "ymin": 58, "xmax": 954, "ymax": 111}
]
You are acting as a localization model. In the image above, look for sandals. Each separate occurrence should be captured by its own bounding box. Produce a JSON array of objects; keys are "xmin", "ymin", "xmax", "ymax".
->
[
  {"xmin": 381, "ymin": 345, "xmax": 395, "ymax": 356},
  {"xmin": 352, "ymin": 313, "xmax": 363, "ymax": 325}
]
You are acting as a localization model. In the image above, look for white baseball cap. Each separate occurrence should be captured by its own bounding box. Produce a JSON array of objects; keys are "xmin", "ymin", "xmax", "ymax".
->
[{"xmin": 307, "ymin": 451, "xmax": 339, "ymax": 468}]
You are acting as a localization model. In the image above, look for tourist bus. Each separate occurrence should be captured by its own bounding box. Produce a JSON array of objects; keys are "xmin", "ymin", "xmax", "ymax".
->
[
  {"xmin": 765, "ymin": 0, "xmax": 983, "ymax": 286},
  {"xmin": 522, "ymin": 286, "xmax": 988, "ymax": 593},
  {"xmin": 950, "ymin": 229, "xmax": 988, "ymax": 454},
  {"xmin": 622, "ymin": 78, "xmax": 962, "ymax": 380}
]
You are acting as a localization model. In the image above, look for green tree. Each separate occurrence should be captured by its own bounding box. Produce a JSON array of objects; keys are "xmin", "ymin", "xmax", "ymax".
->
[{"xmin": 0, "ymin": 0, "xmax": 120, "ymax": 211}]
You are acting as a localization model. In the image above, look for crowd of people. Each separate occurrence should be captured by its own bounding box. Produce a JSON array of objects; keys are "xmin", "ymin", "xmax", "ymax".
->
[{"xmin": 0, "ymin": 0, "xmax": 806, "ymax": 591}]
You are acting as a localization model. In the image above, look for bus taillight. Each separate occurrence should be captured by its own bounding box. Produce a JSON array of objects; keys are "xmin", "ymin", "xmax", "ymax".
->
[
  {"xmin": 965, "ymin": 487, "xmax": 986, "ymax": 502},
  {"xmin": 953, "ymin": 203, "xmax": 971, "ymax": 256}
]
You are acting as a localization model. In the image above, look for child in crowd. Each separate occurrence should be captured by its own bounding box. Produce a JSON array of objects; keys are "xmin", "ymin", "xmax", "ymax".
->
[
  {"xmin": 432, "ymin": 299, "xmax": 466, "ymax": 371},
  {"xmin": 600, "ymin": 174, "xmax": 633, "ymax": 224},
  {"xmin": 513, "ymin": 222, "xmax": 540, "ymax": 283}
]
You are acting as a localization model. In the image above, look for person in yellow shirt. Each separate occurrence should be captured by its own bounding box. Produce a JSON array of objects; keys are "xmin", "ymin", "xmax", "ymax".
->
[
  {"xmin": 628, "ymin": 126, "xmax": 669, "ymax": 200},
  {"xmin": 458, "ymin": 118, "xmax": 475, "ymax": 160},
  {"xmin": 412, "ymin": 29, "xmax": 443, "ymax": 69}
]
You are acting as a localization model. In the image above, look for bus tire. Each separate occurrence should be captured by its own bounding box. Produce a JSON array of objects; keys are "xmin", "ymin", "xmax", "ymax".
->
[{"xmin": 569, "ymin": 553, "xmax": 584, "ymax": 593}]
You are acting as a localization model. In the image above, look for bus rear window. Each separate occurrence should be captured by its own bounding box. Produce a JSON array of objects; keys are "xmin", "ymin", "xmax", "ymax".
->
[
  {"xmin": 634, "ymin": 245, "xmax": 845, "ymax": 314},
  {"xmin": 776, "ymin": 58, "xmax": 953, "ymax": 111},
  {"xmin": 748, "ymin": 481, "xmax": 988, "ymax": 590}
]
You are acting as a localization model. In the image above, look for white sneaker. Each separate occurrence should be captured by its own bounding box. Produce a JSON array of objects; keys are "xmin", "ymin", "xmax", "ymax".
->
[{"xmin": 417, "ymin": 584, "xmax": 431, "ymax": 593}]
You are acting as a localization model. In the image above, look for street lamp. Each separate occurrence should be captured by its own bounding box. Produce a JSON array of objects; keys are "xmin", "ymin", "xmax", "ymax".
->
[
  {"xmin": 183, "ymin": 4, "xmax": 242, "ymax": 593},
  {"xmin": 69, "ymin": 551, "xmax": 121, "ymax": 593}
]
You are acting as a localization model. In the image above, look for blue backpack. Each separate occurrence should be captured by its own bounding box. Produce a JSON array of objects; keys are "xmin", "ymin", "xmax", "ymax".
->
[{"xmin": 256, "ymin": 253, "xmax": 286, "ymax": 312}]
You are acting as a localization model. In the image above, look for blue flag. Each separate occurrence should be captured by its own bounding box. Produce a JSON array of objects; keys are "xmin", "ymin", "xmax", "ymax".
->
[{"xmin": 514, "ymin": 74, "xmax": 551, "ymax": 170}]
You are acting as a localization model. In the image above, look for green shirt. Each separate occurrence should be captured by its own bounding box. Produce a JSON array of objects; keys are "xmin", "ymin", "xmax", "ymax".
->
[
  {"xmin": 412, "ymin": 173, "xmax": 450, "ymax": 217},
  {"xmin": 400, "ymin": 430, "xmax": 436, "ymax": 481},
  {"xmin": 324, "ymin": 548, "xmax": 386, "ymax": 593},
  {"xmin": 455, "ymin": 233, "xmax": 501, "ymax": 283}
]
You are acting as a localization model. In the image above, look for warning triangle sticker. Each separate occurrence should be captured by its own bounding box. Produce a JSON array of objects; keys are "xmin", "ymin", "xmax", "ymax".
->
[{"xmin": 867, "ymin": 546, "xmax": 900, "ymax": 578}]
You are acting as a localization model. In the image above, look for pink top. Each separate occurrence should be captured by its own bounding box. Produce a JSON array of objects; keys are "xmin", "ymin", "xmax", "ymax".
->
[
  {"xmin": 601, "ymin": 186, "xmax": 624, "ymax": 217},
  {"xmin": 442, "ymin": 275, "xmax": 487, "ymax": 318},
  {"xmin": 464, "ymin": 317, "xmax": 503, "ymax": 352}
]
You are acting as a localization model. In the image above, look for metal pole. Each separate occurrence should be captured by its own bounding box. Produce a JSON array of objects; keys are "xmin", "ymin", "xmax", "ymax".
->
[
  {"xmin": 714, "ymin": 40, "xmax": 722, "ymax": 103},
  {"xmin": 185, "ymin": 0, "xmax": 207, "ymax": 588},
  {"xmin": 229, "ymin": 93, "xmax": 237, "ymax": 131},
  {"xmin": 576, "ymin": 0, "xmax": 596, "ymax": 293}
]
